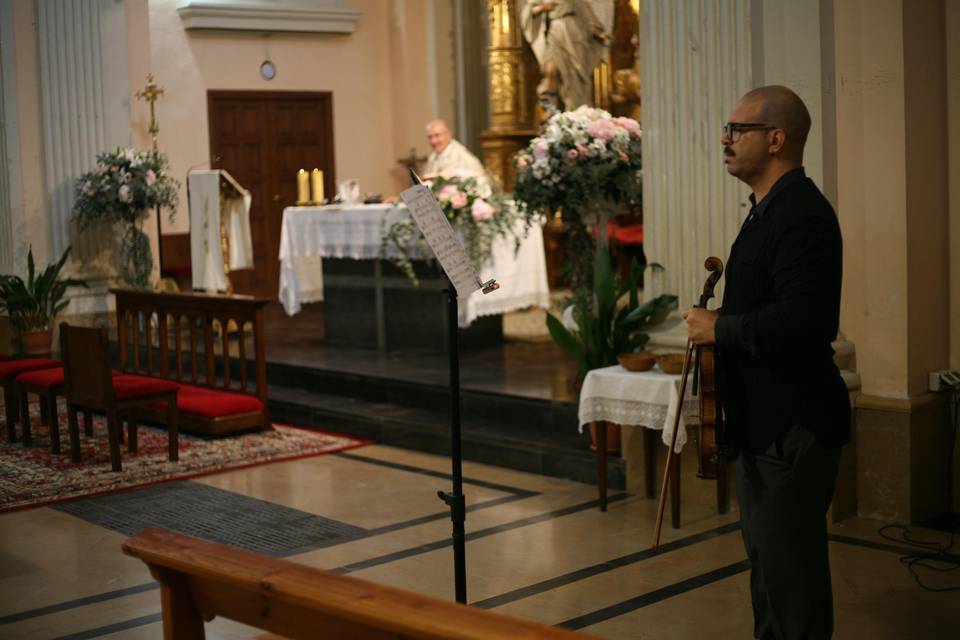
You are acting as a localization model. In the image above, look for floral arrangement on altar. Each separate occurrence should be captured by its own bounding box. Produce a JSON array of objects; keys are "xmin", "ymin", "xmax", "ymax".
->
[
  {"xmin": 513, "ymin": 107, "xmax": 643, "ymax": 289},
  {"xmin": 72, "ymin": 148, "xmax": 179, "ymax": 288},
  {"xmin": 381, "ymin": 174, "xmax": 524, "ymax": 284}
]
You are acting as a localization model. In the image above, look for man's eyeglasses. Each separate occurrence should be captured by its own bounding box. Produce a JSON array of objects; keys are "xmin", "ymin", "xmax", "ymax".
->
[{"xmin": 723, "ymin": 122, "xmax": 776, "ymax": 143}]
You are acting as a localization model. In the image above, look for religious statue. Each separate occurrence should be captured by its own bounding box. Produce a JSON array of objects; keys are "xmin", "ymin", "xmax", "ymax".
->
[
  {"xmin": 610, "ymin": 67, "xmax": 641, "ymax": 121},
  {"xmin": 520, "ymin": 0, "xmax": 614, "ymax": 114}
]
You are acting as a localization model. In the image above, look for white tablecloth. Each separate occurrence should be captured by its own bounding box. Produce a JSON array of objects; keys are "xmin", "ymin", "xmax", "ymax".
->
[
  {"xmin": 578, "ymin": 365, "xmax": 699, "ymax": 453},
  {"xmin": 278, "ymin": 204, "xmax": 551, "ymax": 327}
]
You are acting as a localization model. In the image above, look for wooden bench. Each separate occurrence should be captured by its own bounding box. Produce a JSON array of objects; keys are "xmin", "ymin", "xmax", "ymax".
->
[
  {"xmin": 123, "ymin": 528, "xmax": 597, "ymax": 640},
  {"xmin": 111, "ymin": 289, "xmax": 271, "ymax": 436}
]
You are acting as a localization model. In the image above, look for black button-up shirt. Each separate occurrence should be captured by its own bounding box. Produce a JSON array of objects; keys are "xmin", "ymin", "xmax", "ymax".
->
[{"xmin": 714, "ymin": 168, "xmax": 850, "ymax": 455}]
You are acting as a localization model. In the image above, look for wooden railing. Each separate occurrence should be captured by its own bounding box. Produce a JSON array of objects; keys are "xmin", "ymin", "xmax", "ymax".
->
[
  {"xmin": 123, "ymin": 528, "xmax": 597, "ymax": 640},
  {"xmin": 111, "ymin": 289, "xmax": 271, "ymax": 434}
]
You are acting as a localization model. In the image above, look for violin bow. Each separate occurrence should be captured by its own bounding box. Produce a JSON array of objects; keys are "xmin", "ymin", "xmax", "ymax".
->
[{"xmin": 651, "ymin": 257, "xmax": 724, "ymax": 550}]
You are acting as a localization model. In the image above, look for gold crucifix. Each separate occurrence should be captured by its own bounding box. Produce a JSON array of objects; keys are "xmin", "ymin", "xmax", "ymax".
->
[{"xmin": 135, "ymin": 73, "xmax": 164, "ymax": 151}]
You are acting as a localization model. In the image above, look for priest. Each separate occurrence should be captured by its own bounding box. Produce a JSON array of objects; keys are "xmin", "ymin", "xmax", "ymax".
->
[{"xmin": 422, "ymin": 119, "xmax": 487, "ymax": 180}]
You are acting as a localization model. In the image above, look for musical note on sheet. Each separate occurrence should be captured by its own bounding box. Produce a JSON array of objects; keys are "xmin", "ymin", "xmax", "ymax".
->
[{"xmin": 400, "ymin": 184, "xmax": 481, "ymax": 298}]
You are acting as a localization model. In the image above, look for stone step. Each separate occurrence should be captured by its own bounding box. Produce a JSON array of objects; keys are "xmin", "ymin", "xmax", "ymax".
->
[{"xmin": 267, "ymin": 385, "xmax": 626, "ymax": 490}]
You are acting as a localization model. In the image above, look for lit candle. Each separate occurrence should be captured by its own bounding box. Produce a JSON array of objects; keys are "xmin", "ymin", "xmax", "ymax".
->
[
  {"xmin": 311, "ymin": 168, "xmax": 324, "ymax": 204},
  {"xmin": 296, "ymin": 169, "xmax": 309, "ymax": 204}
]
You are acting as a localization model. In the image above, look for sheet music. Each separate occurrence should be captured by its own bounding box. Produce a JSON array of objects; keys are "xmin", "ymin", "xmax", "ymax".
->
[{"xmin": 400, "ymin": 184, "xmax": 480, "ymax": 298}]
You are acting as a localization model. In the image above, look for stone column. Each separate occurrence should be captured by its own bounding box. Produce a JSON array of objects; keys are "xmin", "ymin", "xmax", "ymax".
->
[
  {"xmin": 479, "ymin": 0, "xmax": 537, "ymax": 191},
  {"xmin": 640, "ymin": 0, "xmax": 753, "ymax": 307}
]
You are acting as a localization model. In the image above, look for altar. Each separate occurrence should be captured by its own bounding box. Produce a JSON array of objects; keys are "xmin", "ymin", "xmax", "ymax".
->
[{"xmin": 278, "ymin": 203, "xmax": 550, "ymax": 350}]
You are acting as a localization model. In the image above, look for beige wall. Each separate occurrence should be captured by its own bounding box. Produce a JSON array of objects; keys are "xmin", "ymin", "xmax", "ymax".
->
[
  {"xmin": 149, "ymin": 0, "xmax": 448, "ymax": 235},
  {"xmin": 126, "ymin": 0, "xmax": 159, "ymax": 284},
  {"xmin": 834, "ymin": 0, "xmax": 953, "ymax": 399},
  {"xmin": 834, "ymin": 0, "xmax": 910, "ymax": 398},
  {"xmin": 903, "ymin": 0, "xmax": 950, "ymax": 396}
]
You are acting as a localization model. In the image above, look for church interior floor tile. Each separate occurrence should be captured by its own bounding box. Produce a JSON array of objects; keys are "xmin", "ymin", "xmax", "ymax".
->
[{"xmin": 1, "ymin": 444, "xmax": 956, "ymax": 639}]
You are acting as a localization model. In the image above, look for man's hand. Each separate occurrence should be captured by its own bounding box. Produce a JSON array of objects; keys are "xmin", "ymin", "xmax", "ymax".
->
[{"xmin": 682, "ymin": 308, "xmax": 717, "ymax": 345}]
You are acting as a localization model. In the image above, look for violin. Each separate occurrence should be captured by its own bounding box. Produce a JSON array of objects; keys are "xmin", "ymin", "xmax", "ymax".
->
[
  {"xmin": 652, "ymin": 257, "xmax": 725, "ymax": 550},
  {"xmin": 693, "ymin": 257, "xmax": 724, "ymax": 481}
]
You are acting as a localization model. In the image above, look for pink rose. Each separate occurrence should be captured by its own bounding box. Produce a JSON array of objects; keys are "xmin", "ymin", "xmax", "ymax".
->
[
  {"xmin": 145, "ymin": 169, "xmax": 157, "ymax": 186},
  {"xmin": 587, "ymin": 118, "xmax": 618, "ymax": 142},
  {"xmin": 614, "ymin": 117, "xmax": 642, "ymax": 137},
  {"xmin": 533, "ymin": 139, "xmax": 550, "ymax": 160},
  {"xmin": 450, "ymin": 192, "xmax": 468, "ymax": 209},
  {"xmin": 437, "ymin": 184, "xmax": 459, "ymax": 201},
  {"xmin": 516, "ymin": 155, "xmax": 529, "ymax": 170},
  {"xmin": 575, "ymin": 143, "xmax": 589, "ymax": 156},
  {"xmin": 618, "ymin": 151, "xmax": 629, "ymax": 162},
  {"xmin": 471, "ymin": 198, "xmax": 495, "ymax": 221},
  {"xmin": 566, "ymin": 148, "xmax": 579, "ymax": 159}
]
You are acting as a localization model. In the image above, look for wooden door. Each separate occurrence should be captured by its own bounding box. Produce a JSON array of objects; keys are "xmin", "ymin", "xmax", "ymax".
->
[{"xmin": 208, "ymin": 91, "xmax": 335, "ymax": 298}]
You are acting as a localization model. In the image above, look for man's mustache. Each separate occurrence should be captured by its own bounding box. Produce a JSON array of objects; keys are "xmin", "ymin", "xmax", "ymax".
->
[{"xmin": 723, "ymin": 146, "xmax": 735, "ymax": 157}]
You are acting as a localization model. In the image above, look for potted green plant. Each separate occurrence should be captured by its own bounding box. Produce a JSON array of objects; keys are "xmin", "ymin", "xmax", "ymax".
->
[
  {"xmin": 0, "ymin": 246, "xmax": 88, "ymax": 355},
  {"xmin": 546, "ymin": 250, "xmax": 676, "ymax": 451},
  {"xmin": 546, "ymin": 250, "xmax": 677, "ymax": 383}
]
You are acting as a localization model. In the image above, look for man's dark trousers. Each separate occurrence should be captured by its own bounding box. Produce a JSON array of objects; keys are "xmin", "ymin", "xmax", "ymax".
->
[{"xmin": 735, "ymin": 424, "xmax": 842, "ymax": 640}]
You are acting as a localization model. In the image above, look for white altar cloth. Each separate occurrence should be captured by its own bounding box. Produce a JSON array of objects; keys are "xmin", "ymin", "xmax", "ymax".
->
[
  {"xmin": 578, "ymin": 365, "xmax": 699, "ymax": 452},
  {"xmin": 278, "ymin": 204, "xmax": 551, "ymax": 327}
]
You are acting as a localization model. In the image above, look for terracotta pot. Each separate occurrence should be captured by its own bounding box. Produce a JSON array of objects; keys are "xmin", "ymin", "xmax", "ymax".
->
[
  {"xmin": 589, "ymin": 421, "xmax": 621, "ymax": 453},
  {"xmin": 21, "ymin": 328, "xmax": 53, "ymax": 356}
]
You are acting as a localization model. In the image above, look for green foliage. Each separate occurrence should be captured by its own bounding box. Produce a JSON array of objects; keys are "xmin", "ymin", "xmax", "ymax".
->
[
  {"xmin": 512, "ymin": 107, "xmax": 643, "ymax": 290},
  {"xmin": 119, "ymin": 226, "xmax": 153, "ymax": 289},
  {"xmin": 0, "ymin": 246, "xmax": 88, "ymax": 331},
  {"xmin": 513, "ymin": 107, "xmax": 642, "ymax": 229},
  {"xmin": 72, "ymin": 147, "xmax": 178, "ymax": 288},
  {"xmin": 546, "ymin": 251, "xmax": 676, "ymax": 381},
  {"xmin": 381, "ymin": 175, "xmax": 526, "ymax": 285},
  {"xmin": 72, "ymin": 148, "xmax": 179, "ymax": 229}
]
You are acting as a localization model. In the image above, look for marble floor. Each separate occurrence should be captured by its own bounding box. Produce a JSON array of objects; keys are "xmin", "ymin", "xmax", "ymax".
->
[{"xmin": 1, "ymin": 444, "xmax": 957, "ymax": 639}]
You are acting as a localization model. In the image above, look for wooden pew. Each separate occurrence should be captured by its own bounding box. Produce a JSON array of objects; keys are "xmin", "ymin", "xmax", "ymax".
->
[
  {"xmin": 123, "ymin": 528, "xmax": 598, "ymax": 640},
  {"xmin": 111, "ymin": 288, "xmax": 270, "ymax": 435}
]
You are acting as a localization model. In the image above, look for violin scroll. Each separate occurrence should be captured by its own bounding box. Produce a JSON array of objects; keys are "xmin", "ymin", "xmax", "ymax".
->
[{"xmin": 698, "ymin": 256, "xmax": 724, "ymax": 309}]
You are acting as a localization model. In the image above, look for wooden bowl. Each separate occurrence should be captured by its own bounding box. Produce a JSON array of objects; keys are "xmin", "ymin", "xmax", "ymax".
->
[
  {"xmin": 617, "ymin": 351, "xmax": 655, "ymax": 372},
  {"xmin": 656, "ymin": 353, "xmax": 686, "ymax": 374}
]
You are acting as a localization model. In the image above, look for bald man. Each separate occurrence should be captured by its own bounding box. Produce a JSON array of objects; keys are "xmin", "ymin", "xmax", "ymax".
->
[
  {"xmin": 683, "ymin": 86, "xmax": 849, "ymax": 639},
  {"xmin": 422, "ymin": 119, "xmax": 487, "ymax": 180}
]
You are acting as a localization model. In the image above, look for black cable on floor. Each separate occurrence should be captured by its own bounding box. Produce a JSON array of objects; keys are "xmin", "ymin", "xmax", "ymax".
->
[{"xmin": 876, "ymin": 389, "xmax": 960, "ymax": 592}]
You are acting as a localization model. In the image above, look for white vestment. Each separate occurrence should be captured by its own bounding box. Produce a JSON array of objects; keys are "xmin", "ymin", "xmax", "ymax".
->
[
  {"xmin": 423, "ymin": 139, "xmax": 487, "ymax": 180},
  {"xmin": 188, "ymin": 170, "xmax": 254, "ymax": 292}
]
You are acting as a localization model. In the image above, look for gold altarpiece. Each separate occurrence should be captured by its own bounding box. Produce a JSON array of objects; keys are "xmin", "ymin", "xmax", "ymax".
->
[
  {"xmin": 480, "ymin": 1, "xmax": 539, "ymax": 193},
  {"xmin": 480, "ymin": 1, "xmax": 641, "ymax": 286},
  {"xmin": 480, "ymin": 0, "xmax": 641, "ymax": 191}
]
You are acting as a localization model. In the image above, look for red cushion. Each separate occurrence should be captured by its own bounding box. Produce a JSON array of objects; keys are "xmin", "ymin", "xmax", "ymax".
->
[
  {"xmin": 172, "ymin": 385, "xmax": 264, "ymax": 418},
  {"xmin": 112, "ymin": 374, "xmax": 179, "ymax": 400},
  {"xmin": 16, "ymin": 367, "xmax": 65, "ymax": 387},
  {"xmin": 16, "ymin": 368, "xmax": 122, "ymax": 388},
  {"xmin": 607, "ymin": 221, "xmax": 644, "ymax": 245},
  {"xmin": 0, "ymin": 358, "xmax": 62, "ymax": 379},
  {"xmin": 0, "ymin": 353, "xmax": 12, "ymax": 361}
]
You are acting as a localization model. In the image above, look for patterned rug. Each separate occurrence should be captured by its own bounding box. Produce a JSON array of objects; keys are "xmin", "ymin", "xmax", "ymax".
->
[{"xmin": 0, "ymin": 400, "xmax": 370, "ymax": 513}]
